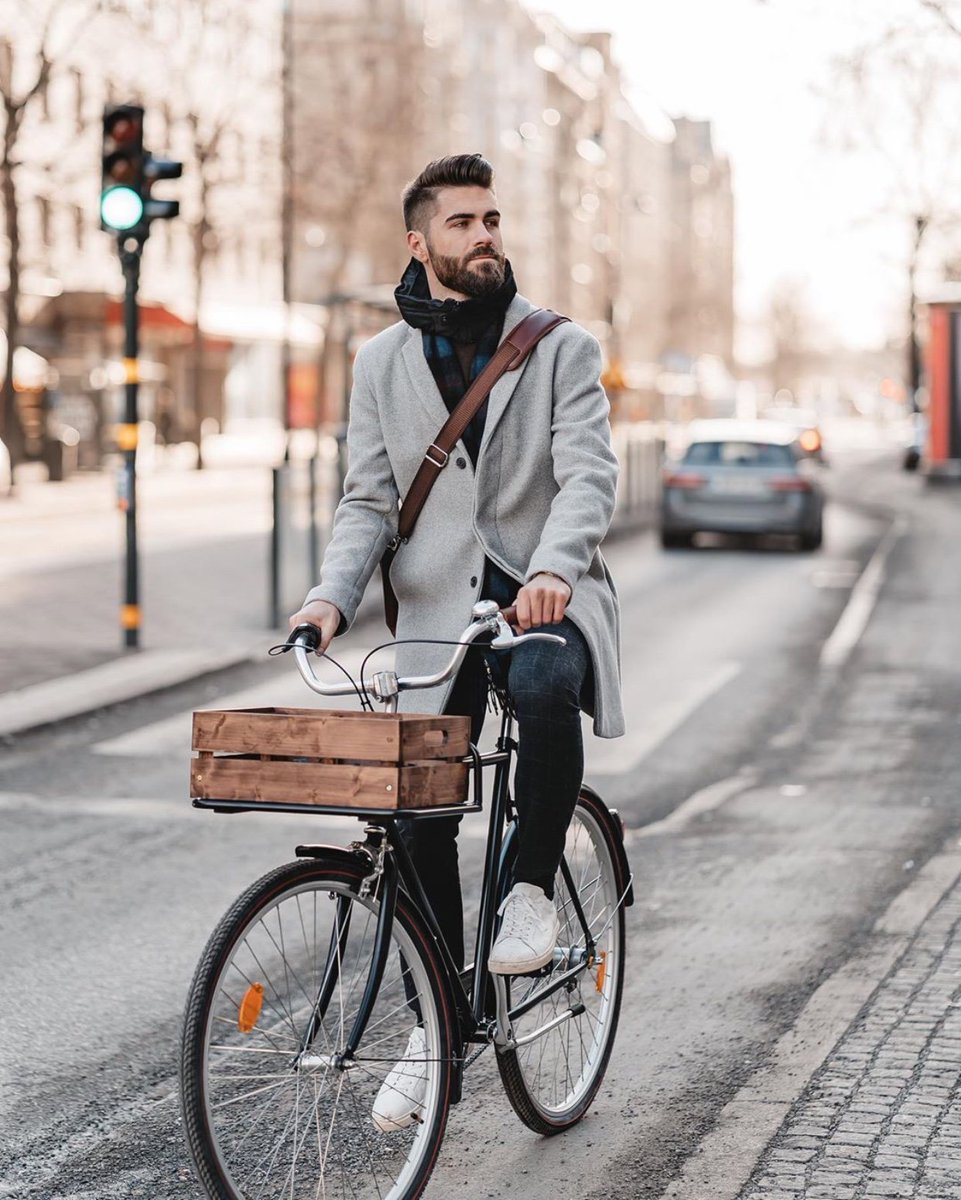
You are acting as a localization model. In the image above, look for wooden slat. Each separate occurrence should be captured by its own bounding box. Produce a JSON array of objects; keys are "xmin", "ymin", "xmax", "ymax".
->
[
  {"xmin": 191, "ymin": 708, "xmax": 469, "ymax": 763},
  {"xmin": 190, "ymin": 757, "xmax": 468, "ymax": 810}
]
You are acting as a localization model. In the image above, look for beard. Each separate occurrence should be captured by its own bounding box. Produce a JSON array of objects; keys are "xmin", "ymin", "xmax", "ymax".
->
[{"xmin": 427, "ymin": 242, "xmax": 507, "ymax": 298}]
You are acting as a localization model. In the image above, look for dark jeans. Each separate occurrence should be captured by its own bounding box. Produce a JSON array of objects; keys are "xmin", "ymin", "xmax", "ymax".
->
[{"xmin": 400, "ymin": 567, "xmax": 594, "ymax": 971}]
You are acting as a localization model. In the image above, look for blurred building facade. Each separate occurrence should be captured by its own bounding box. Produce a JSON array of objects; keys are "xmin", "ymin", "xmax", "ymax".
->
[
  {"xmin": 290, "ymin": 0, "xmax": 735, "ymax": 422},
  {"xmin": 2, "ymin": 0, "xmax": 735, "ymax": 468},
  {"xmin": 1, "ymin": 0, "xmax": 284, "ymax": 466}
]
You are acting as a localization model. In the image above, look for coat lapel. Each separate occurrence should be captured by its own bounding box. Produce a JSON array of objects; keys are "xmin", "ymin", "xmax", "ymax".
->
[
  {"xmin": 478, "ymin": 293, "xmax": 538, "ymax": 455},
  {"xmin": 401, "ymin": 327, "xmax": 452, "ymax": 430}
]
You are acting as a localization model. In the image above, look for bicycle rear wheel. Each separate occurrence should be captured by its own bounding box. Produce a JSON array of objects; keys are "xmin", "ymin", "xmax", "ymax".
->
[
  {"xmin": 496, "ymin": 790, "xmax": 626, "ymax": 1133},
  {"xmin": 180, "ymin": 855, "xmax": 455, "ymax": 1200}
]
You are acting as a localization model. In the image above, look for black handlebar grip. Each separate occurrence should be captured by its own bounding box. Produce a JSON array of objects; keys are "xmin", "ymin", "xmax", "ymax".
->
[{"xmin": 287, "ymin": 623, "xmax": 322, "ymax": 652}]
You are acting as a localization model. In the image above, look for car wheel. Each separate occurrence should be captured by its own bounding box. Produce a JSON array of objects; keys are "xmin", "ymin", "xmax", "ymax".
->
[
  {"xmin": 800, "ymin": 523, "xmax": 823, "ymax": 551},
  {"xmin": 661, "ymin": 529, "xmax": 694, "ymax": 549}
]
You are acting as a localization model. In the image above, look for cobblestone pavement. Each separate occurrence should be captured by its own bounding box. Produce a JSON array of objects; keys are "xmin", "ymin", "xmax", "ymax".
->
[{"xmin": 740, "ymin": 870, "xmax": 961, "ymax": 1200}]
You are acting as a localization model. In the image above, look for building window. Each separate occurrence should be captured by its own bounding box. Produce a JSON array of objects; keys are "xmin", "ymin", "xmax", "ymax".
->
[{"xmin": 74, "ymin": 204, "xmax": 85, "ymax": 251}]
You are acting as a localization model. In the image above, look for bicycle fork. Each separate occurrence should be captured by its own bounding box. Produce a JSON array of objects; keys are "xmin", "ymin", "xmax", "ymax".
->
[{"xmin": 293, "ymin": 828, "xmax": 398, "ymax": 1072}]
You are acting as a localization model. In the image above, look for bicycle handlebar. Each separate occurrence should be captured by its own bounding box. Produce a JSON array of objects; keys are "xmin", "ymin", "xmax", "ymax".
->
[{"xmin": 285, "ymin": 599, "xmax": 566, "ymax": 704}]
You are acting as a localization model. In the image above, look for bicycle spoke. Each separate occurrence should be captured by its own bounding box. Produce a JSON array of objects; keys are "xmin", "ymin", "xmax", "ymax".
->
[{"xmin": 187, "ymin": 868, "xmax": 450, "ymax": 1200}]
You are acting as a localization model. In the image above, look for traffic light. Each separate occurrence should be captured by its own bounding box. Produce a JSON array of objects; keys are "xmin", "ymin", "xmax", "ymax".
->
[
  {"xmin": 100, "ymin": 103, "xmax": 181, "ymax": 238},
  {"xmin": 143, "ymin": 154, "xmax": 182, "ymax": 222},
  {"xmin": 101, "ymin": 104, "xmax": 145, "ymax": 232}
]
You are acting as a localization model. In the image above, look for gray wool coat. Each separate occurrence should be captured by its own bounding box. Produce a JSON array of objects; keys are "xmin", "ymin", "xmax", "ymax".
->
[{"xmin": 304, "ymin": 291, "xmax": 625, "ymax": 738}]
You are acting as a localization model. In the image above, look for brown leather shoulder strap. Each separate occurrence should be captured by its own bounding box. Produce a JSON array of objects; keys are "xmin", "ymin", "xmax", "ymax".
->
[{"xmin": 395, "ymin": 308, "xmax": 569, "ymax": 541}]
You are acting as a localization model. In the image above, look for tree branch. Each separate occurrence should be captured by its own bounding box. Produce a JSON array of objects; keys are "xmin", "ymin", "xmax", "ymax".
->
[{"xmin": 920, "ymin": 0, "xmax": 961, "ymax": 37}]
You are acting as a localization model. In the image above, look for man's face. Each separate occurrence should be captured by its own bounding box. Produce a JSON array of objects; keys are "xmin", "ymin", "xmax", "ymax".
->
[{"xmin": 408, "ymin": 185, "xmax": 507, "ymax": 300}]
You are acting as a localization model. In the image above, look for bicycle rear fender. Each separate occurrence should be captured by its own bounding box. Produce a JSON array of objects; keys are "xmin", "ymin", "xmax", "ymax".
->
[{"xmin": 295, "ymin": 843, "xmax": 370, "ymax": 865}]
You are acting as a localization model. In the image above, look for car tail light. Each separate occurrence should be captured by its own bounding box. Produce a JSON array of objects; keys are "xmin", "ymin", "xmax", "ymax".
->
[
  {"xmin": 798, "ymin": 429, "xmax": 821, "ymax": 453},
  {"xmin": 663, "ymin": 471, "xmax": 706, "ymax": 490},
  {"xmin": 768, "ymin": 476, "xmax": 812, "ymax": 493}
]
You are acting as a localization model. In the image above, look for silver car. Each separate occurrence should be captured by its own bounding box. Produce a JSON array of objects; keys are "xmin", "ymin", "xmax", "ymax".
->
[{"xmin": 660, "ymin": 420, "xmax": 824, "ymax": 550}]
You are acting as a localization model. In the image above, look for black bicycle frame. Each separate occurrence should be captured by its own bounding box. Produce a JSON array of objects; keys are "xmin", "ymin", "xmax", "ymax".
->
[{"xmin": 297, "ymin": 705, "xmax": 600, "ymax": 1070}]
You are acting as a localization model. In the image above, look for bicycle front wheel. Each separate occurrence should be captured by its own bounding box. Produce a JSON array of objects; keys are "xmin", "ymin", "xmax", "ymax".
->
[
  {"xmin": 496, "ymin": 789, "xmax": 626, "ymax": 1133},
  {"xmin": 180, "ymin": 855, "xmax": 455, "ymax": 1200}
]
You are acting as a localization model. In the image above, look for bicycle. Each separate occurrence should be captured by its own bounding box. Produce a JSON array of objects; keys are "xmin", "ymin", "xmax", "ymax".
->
[{"xmin": 180, "ymin": 598, "xmax": 633, "ymax": 1200}]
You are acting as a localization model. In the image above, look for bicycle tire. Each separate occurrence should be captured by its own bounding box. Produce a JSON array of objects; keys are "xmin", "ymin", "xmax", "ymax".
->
[
  {"xmin": 180, "ymin": 855, "xmax": 456, "ymax": 1200},
  {"xmin": 496, "ymin": 789, "xmax": 626, "ymax": 1134}
]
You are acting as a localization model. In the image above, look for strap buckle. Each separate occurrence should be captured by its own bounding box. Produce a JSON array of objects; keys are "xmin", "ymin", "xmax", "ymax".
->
[
  {"xmin": 386, "ymin": 534, "xmax": 405, "ymax": 553},
  {"xmin": 425, "ymin": 443, "xmax": 449, "ymax": 469}
]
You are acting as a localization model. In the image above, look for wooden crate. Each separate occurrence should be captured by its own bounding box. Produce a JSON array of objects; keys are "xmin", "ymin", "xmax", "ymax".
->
[{"xmin": 190, "ymin": 707, "xmax": 470, "ymax": 811}]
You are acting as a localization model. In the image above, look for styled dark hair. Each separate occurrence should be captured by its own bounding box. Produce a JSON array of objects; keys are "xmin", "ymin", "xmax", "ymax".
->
[{"xmin": 402, "ymin": 153, "xmax": 495, "ymax": 232}]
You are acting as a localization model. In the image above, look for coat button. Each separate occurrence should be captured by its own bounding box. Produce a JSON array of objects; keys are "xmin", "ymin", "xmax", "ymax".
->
[
  {"xmin": 456, "ymin": 456, "xmax": 467, "ymax": 469},
  {"xmin": 470, "ymin": 575, "xmax": 478, "ymax": 587}
]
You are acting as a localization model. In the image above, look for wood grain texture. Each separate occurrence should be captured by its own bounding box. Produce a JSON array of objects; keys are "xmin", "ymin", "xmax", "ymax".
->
[
  {"xmin": 191, "ymin": 708, "xmax": 469, "ymax": 763},
  {"xmin": 190, "ymin": 756, "xmax": 468, "ymax": 810}
]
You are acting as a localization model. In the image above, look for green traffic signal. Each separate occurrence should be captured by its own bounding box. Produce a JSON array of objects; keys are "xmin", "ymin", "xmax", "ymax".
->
[
  {"xmin": 101, "ymin": 103, "xmax": 181, "ymax": 240},
  {"xmin": 100, "ymin": 185, "xmax": 145, "ymax": 231}
]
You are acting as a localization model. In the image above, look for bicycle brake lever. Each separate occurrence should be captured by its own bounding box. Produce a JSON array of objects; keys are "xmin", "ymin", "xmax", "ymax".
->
[
  {"xmin": 490, "ymin": 613, "xmax": 567, "ymax": 650},
  {"xmin": 513, "ymin": 632, "xmax": 567, "ymax": 648}
]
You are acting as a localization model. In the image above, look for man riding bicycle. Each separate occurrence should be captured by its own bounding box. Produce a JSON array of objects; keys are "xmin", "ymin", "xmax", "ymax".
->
[{"xmin": 288, "ymin": 152, "xmax": 624, "ymax": 1130}]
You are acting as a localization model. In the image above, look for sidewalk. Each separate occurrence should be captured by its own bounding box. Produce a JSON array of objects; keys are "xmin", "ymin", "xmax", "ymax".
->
[
  {"xmin": 0, "ymin": 456, "xmax": 367, "ymax": 738},
  {"xmin": 741, "ymin": 870, "xmax": 961, "ymax": 1200}
]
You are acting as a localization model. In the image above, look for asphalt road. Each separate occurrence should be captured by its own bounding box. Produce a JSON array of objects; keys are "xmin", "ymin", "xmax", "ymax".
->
[{"xmin": 3, "ymin": 447, "xmax": 959, "ymax": 1200}]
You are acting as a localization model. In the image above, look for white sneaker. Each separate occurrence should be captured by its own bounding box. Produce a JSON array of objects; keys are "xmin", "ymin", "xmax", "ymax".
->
[
  {"xmin": 488, "ymin": 883, "xmax": 560, "ymax": 975},
  {"xmin": 371, "ymin": 1026, "xmax": 429, "ymax": 1132}
]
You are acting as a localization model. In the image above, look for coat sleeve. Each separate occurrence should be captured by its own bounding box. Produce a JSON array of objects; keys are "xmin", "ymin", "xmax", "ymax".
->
[
  {"xmin": 303, "ymin": 350, "xmax": 399, "ymax": 631},
  {"xmin": 524, "ymin": 328, "xmax": 619, "ymax": 591}
]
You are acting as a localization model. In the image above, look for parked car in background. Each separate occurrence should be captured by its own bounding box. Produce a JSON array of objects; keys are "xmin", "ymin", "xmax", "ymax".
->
[
  {"xmin": 660, "ymin": 419, "xmax": 824, "ymax": 551},
  {"xmin": 761, "ymin": 405, "xmax": 826, "ymax": 462}
]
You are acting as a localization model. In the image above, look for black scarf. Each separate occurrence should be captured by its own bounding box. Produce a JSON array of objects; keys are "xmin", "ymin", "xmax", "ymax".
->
[{"xmin": 393, "ymin": 257, "xmax": 517, "ymax": 344}]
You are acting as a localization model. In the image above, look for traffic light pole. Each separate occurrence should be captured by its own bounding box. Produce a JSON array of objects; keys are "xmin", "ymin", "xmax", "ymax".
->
[
  {"xmin": 119, "ymin": 238, "xmax": 142, "ymax": 649},
  {"xmin": 101, "ymin": 103, "xmax": 181, "ymax": 650}
]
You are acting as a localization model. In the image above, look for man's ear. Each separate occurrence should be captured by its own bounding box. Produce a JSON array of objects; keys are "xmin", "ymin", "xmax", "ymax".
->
[{"xmin": 407, "ymin": 228, "xmax": 429, "ymax": 264}]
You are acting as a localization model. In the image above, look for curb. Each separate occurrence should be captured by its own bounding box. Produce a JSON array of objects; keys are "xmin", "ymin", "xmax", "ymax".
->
[
  {"xmin": 0, "ymin": 646, "xmax": 259, "ymax": 741},
  {"xmin": 658, "ymin": 833, "xmax": 961, "ymax": 1200},
  {"xmin": 1, "ymin": 593, "xmax": 387, "ymax": 742}
]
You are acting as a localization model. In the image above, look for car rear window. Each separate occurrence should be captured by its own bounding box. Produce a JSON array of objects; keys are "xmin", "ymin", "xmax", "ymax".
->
[{"xmin": 683, "ymin": 440, "xmax": 796, "ymax": 468}]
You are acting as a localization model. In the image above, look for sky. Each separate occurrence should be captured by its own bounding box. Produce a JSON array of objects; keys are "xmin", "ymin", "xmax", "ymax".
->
[{"xmin": 526, "ymin": 0, "xmax": 951, "ymax": 357}]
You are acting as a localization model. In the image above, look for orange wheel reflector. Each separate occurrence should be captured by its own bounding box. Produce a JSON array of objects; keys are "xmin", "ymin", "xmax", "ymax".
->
[
  {"xmin": 238, "ymin": 982, "xmax": 265, "ymax": 1033},
  {"xmin": 595, "ymin": 950, "xmax": 608, "ymax": 994}
]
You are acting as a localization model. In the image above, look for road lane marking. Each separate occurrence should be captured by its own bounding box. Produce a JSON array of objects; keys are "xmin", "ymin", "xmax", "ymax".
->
[
  {"xmin": 586, "ymin": 660, "xmax": 742, "ymax": 776},
  {"xmin": 627, "ymin": 772, "xmax": 755, "ymax": 841},
  {"xmin": 820, "ymin": 519, "xmax": 906, "ymax": 670},
  {"xmin": 91, "ymin": 650, "xmax": 372, "ymax": 757},
  {"xmin": 0, "ymin": 790, "xmax": 346, "ymax": 836}
]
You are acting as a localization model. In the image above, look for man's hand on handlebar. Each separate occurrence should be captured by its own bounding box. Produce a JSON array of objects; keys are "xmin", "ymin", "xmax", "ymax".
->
[
  {"xmin": 287, "ymin": 599, "xmax": 342, "ymax": 654},
  {"xmin": 513, "ymin": 572, "xmax": 572, "ymax": 630}
]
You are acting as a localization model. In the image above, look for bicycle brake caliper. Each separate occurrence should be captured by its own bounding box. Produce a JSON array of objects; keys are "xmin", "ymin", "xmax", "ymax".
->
[{"xmin": 352, "ymin": 826, "xmax": 388, "ymax": 900}]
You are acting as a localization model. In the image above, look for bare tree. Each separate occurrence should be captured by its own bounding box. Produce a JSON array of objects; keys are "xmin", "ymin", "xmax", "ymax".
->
[
  {"xmin": 291, "ymin": 6, "xmax": 425, "ymax": 419},
  {"xmin": 112, "ymin": 0, "xmax": 278, "ymax": 466},
  {"xmin": 919, "ymin": 0, "xmax": 961, "ymax": 36},
  {"xmin": 825, "ymin": 13, "xmax": 961, "ymax": 404},
  {"xmin": 766, "ymin": 280, "xmax": 823, "ymax": 399},
  {"xmin": 0, "ymin": 0, "xmax": 104, "ymax": 467}
]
